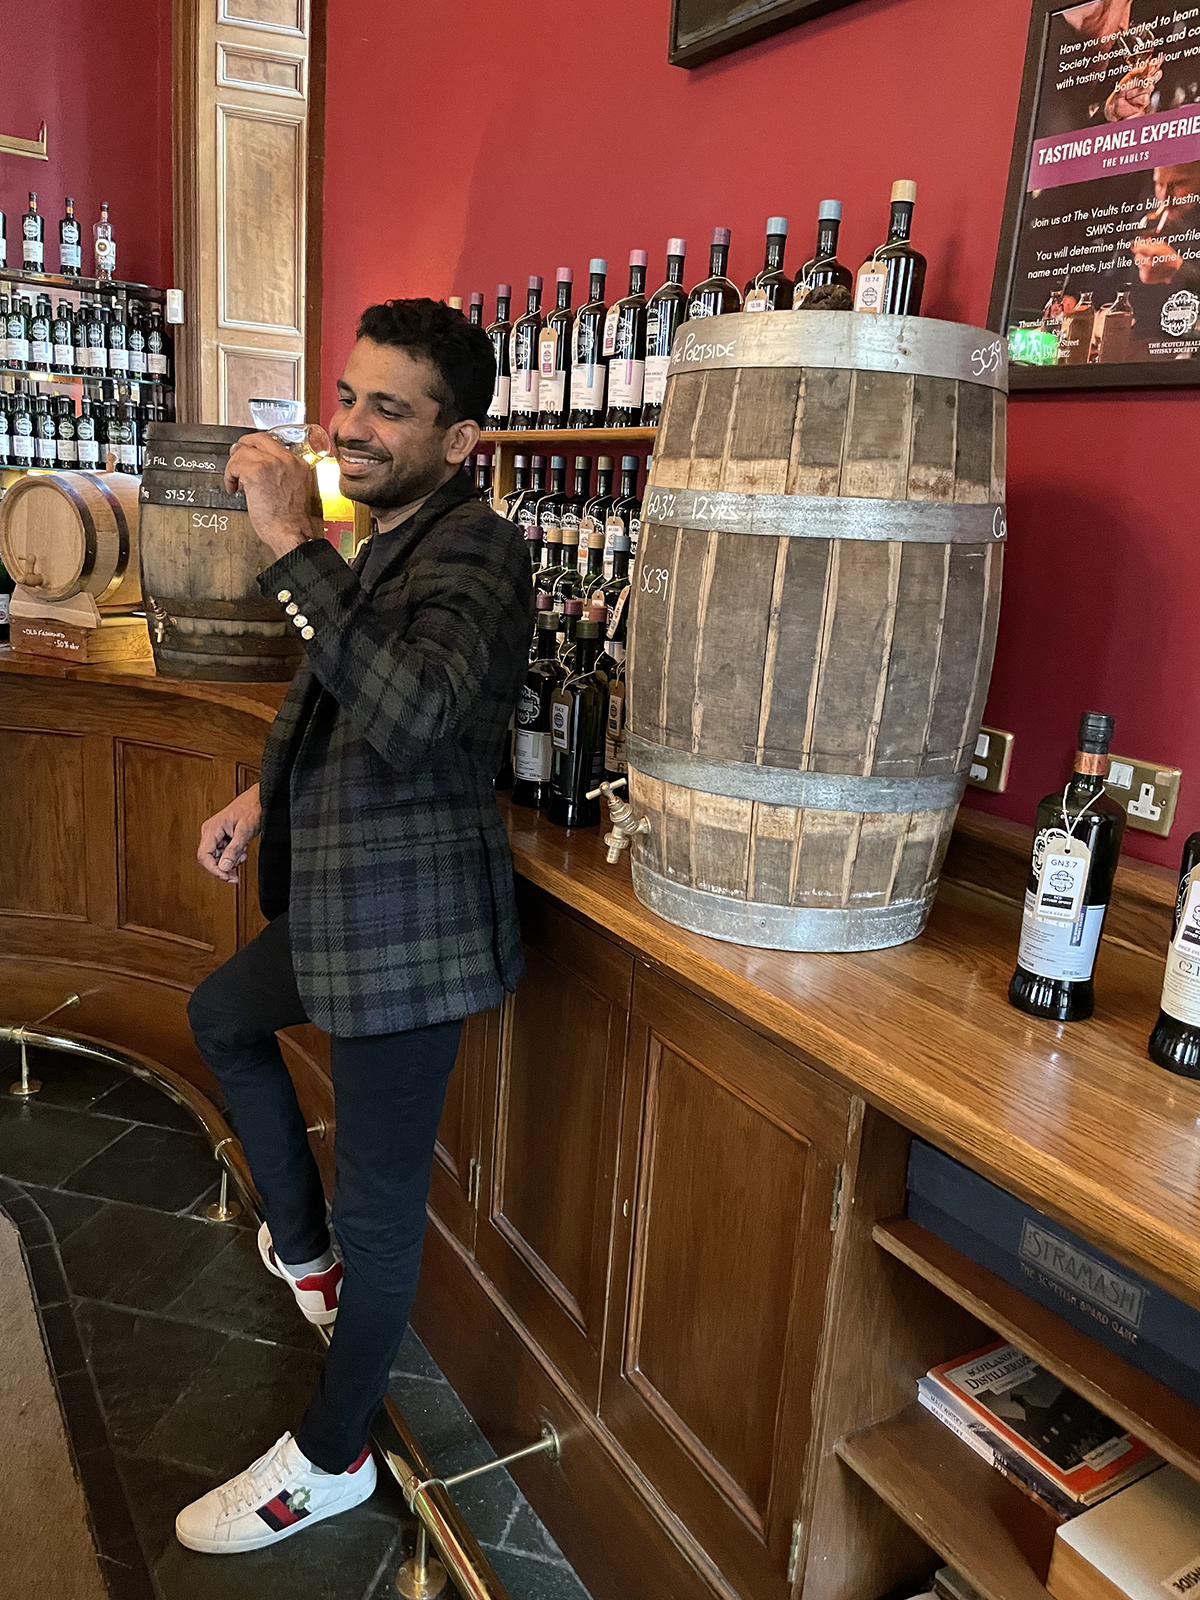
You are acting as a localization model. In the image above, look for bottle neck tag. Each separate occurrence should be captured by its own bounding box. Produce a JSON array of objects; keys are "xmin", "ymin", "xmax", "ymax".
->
[
  {"xmin": 1033, "ymin": 830, "xmax": 1090, "ymax": 923},
  {"xmin": 854, "ymin": 263, "xmax": 887, "ymax": 313},
  {"xmin": 539, "ymin": 328, "xmax": 559, "ymax": 376},
  {"xmin": 1173, "ymin": 867, "xmax": 1200, "ymax": 955}
]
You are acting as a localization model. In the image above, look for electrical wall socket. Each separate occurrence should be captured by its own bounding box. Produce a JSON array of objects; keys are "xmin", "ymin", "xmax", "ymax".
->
[
  {"xmin": 967, "ymin": 727, "xmax": 1015, "ymax": 793},
  {"xmin": 1104, "ymin": 754, "xmax": 1182, "ymax": 837}
]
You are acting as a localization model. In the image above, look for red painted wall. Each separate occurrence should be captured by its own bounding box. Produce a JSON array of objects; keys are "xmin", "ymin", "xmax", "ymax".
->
[
  {"xmin": 321, "ymin": 0, "xmax": 1197, "ymax": 867},
  {"xmin": 0, "ymin": 0, "xmax": 173, "ymax": 289}
]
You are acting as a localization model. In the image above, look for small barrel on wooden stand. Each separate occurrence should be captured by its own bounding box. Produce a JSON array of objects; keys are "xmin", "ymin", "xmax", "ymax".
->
[
  {"xmin": 138, "ymin": 422, "xmax": 317, "ymax": 682},
  {"xmin": 627, "ymin": 311, "xmax": 1007, "ymax": 953}
]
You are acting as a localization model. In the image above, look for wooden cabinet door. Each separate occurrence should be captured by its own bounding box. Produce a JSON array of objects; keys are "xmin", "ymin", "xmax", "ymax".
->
[
  {"xmin": 601, "ymin": 967, "xmax": 851, "ymax": 1600},
  {"xmin": 428, "ymin": 1008, "xmax": 497, "ymax": 1254},
  {"xmin": 475, "ymin": 884, "xmax": 632, "ymax": 1409}
]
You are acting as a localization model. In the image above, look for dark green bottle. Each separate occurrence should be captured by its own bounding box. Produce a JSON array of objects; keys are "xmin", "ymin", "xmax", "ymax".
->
[
  {"xmin": 547, "ymin": 620, "xmax": 607, "ymax": 828},
  {"xmin": 1008, "ymin": 712, "xmax": 1126, "ymax": 1022},
  {"xmin": 1149, "ymin": 832, "xmax": 1200, "ymax": 1076},
  {"xmin": 512, "ymin": 605, "xmax": 566, "ymax": 811}
]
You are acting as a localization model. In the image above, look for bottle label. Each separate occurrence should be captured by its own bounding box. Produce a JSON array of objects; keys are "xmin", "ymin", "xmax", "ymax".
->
[
  {"xmin": 606, "ymin": 681, "xmax": 626, "ymax": 772},
  {"xmin": 1162, "ymin": 869, "xmax": 1200, "ymax": 1026},
  {"xmin": 551, "ymin": 699, "xmax": 570, "ymax": 751},
  {"xmin": 11, "ymin": 336, "xmax": 30, "ymax": 366},
  {"xmin": 1032, "ymin": 833, "xmax": 1091, "ymax": 923},
  {"xmin": 602, "ymin": 307, "xmax": 620, "ymax": 357},
  {"xmin": 1017, "ymin": 891, "xmax": 1106, "ymax": 982},
  {"xmin": 118, "ymin": 441, "xmax": 138, "ymax": 467},
  {"xmin": 487, "ymin": 374, "xmax": 510, "ymax": 419},
  {"xmin": 23, "ymin": 240, "xmax": 43, "ymax": 267},
  {"xmin": 148, "ymin": 349, "xmax": 167, "ymax": 375},
  {"xmin": 510, "ymin": 364, "xmax": 538, "ymax": 415},
  {"xmin": 744, "ymin": 289, "xmax": 769, "ymax": 313},
  {"xmin": 607, "ymin": 585, "xmax": 630, "ymax": 640},
  {"xmin": 30, "ymin": 335, "xmax": 51, "ymax": 366},
  {"xmin": 0, "ymin": 592, "xmax": 8, "ymax": 626},
  {"xmin": 539, "ymin": 370, "xmax": 566, "ymax": 414},
  {"xmin": 76, "ymin": 437, "xmax": 99, "ymax": 465},
  {"xmin": 855, "ymin": 264, "xmax": 888, "ymax": 313},
  {"xmin": 128, "ymin": 345, "xmax": 146, "ymax": 376},
  {"xmin": 60, "ymin": 242, "xmax": 81, "ymax": 269},
  {"xmin": 109, "ymin": 345, "xmax": 129, "ymax": 371},
  {"xmin": 95, "ymin": 237, "xmax": 116, "ymax": 271},
  {"xmin": 514, "ymin": 729, "xmax": 552, "ymax": 783},
  {"xmin": 570, "ymin": 361, "xmax": 606, "ymax": 413},
  {"xmin": 36, "ymin": 434, "xmax": 57, "ymax": 463},
  {"xmin": 13, "ymin": 428, "xmax": 34, "ymax": 460},
  {"xmin": 57, "ymin": 437, "xmax": 77, "ymax": 464},
  {"xmin": 607, "ymin": 358, "xmax": 645, "ymax": 410},
  {"xmin": 54, "ymin": 340, "xmax": 73, "ymax": 366},
  {"xmin": 643, "ymin": 355, "xmax": 672, "ymax": 406}
]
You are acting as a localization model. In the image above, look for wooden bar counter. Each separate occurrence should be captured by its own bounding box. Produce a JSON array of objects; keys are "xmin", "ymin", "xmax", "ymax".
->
[{"xmin": 3, "ymin": 651, "xmax": 1200, "ymax": 1600}]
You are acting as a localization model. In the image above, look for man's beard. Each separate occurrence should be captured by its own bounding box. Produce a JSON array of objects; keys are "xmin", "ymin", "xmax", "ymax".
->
[{"xmin": 333, "ymin": 441, "xmax": 448, "ymax": 510}]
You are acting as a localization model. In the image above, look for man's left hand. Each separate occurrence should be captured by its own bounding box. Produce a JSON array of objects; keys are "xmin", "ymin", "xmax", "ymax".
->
[{"xmin": 225, "ymin": 432, "xmax": 317, "ymax": 560}]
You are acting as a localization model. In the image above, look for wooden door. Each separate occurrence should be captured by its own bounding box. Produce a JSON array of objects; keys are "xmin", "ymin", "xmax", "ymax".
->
[
  {"xmin": 602, "ymin": 967, "xmax": 851, "ymax": 1600},
  {"xmin": 427, "ymin": 1008, "xmax": 496, "ymax": 1253},
  {"xmin": 173, "ymin": 0, "xmax": 324, "ymax": 423},
  {"xmin": 475, "ymin": 885, "xmax": 632, "ymax": 1410}
]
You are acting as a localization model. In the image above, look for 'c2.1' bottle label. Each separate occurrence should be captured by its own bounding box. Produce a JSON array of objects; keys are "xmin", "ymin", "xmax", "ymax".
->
[
  {"xmin": 514, "ymin": 729, "xmax": 552, "ymax": 783},
  {"xmin": 487, "ymin": 374, "xmax": 510, "ymax": 419},
  {"xmin": 1162, "ymin": 868, "xmax": 1200, "ymax": 1026},
  {"xmin": 643, "ymin": 355, "xmax": 671, "ymax": 406}
]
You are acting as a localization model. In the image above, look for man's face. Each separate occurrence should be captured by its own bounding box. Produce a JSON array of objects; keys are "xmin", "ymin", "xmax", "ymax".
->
[
  {"xmin": 1154, "ymin": 168, "xmax": 1200, "ymax": 216},
  {"xmin": 330, "ymin": 338, "xmax": 456, "ymax": 510}
]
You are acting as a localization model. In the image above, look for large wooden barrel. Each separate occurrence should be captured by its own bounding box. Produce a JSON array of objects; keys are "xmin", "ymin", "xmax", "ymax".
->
[
  {"xmin": 138, "ymin": 422, "xmax": 314, "ymax": 681},
  {"xmin": 0, "ymin": 470, "xmax": 141, "ymax": 610},
  {"xmin": 627, "ymin": 311, "xmax": 1007, "ymax": 952}
]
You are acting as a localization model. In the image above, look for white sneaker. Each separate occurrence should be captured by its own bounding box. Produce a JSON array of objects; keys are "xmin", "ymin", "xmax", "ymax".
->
[
  {"xmin": 258, "ymin": 1222, "xmax": 342, "ymax": 1327},
  {"xmin": 175, "ymin": 1431, "xmax": 375, "ymax": 1553}
]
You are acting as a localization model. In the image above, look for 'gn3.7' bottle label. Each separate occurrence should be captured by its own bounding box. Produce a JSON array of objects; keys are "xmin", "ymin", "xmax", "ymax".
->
[{"xmin": 1162, "ymin": 867, "xmax": 1200, "ymax": 1026}]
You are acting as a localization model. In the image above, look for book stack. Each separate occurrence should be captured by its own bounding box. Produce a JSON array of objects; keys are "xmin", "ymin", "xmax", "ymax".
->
[
  {"xmin": 1048, "ymin": 1466, "xmax": 1200, "ymax": 1600},
  {"xmin": 918, "ymin": 1340, "xmax": 1160, "ymax": 1520}
]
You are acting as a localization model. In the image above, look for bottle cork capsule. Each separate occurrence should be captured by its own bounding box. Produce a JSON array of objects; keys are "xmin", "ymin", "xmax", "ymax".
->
[{"xmin": 891, "ymin": 180, "xmax": 918, "ymax": 203}]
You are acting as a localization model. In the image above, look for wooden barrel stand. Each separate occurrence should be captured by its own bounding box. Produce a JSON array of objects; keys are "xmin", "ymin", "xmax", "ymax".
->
[{"xmin": 628, "ymin": 312, "xmax": 1008, "ymax": 951}]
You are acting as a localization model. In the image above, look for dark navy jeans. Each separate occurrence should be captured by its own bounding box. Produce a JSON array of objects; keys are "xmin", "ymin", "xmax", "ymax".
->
[{"xmin": 187, "ymin": 913, "xmax": 462, "ymax": 1473}]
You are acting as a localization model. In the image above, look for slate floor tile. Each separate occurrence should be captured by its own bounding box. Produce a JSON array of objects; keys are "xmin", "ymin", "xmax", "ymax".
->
[
  {"xmin": 39, "ymin": 1298, "xmax": 86, "ymax": 1376},
  {"xmin": 139, "ymin": 1335, "xmax": 325, "ymax": 1479},
  {"xmin": 76, "ymin": 1444, "xmax": 153, "ymax": 1593},
  {"xmin": 165, "ymin": 1228, "xmax": 323, "ymax": 1350},
  {"xmin": 390, "ymin": 1326, "xmax": 449, "ymax": 1384},
  {"xmin": 447, "ymin": 1465, "xmax": 523, "ymax": 1549},
  {"xmin": 23, "ymin": 1240, "xmax": 69, "ymax": 1307},
  {"xmin": 21, "ymin": 1182, "xmax": 105, "ymax": 1242},
  {"xmin": 0, "ymin": 1042, "xmax": 128, "ymax": 1110},
  {"xmin": 502, "ymin": 1498, "xmax": 573, "ymax": 1563},
  {"xmin": 61, "ymin": 1201, "xmax": 236, "ymax": 1313},
  {"xmin": 387, "ymin": 1371, "xmax": 492, "ymax": 1479},
  {"xmin": 77, "ymin": 1300, "xmax": 230, "ymax": 1453},
  {"xmin": 95, "ymin": 1075, "xmax": 205, "ymax": 1133},
  {"xmin": 115, "ymin": 1452, "xmax": 223, "ymax": 1572},
  {"xmin": 0, "ymin": 1098, "xmax": 127, "ymax": 1185},
  {"xmin": 484, "ymin": 1542, "xmax": 595, "ymax": 1600},
  {"xmin": 57, "ymin": 1369, "xmax": 111, "ymax": 1453},
  {"xmin": 185, "ymin": 1179, "xmax": 256, "ymax": 1226},
  {"xmin": 64, "ymin": 1123, "xmax": 218, "ymax": 1212}
]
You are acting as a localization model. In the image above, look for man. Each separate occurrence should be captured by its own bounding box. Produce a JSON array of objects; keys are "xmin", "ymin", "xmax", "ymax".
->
[{"xmin": 175, "ymin": 299, "xmax": 533, "ymax": 1553}]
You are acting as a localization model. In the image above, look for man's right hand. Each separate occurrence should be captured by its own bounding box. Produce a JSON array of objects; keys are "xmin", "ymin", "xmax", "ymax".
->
[{"xmin": 198, "ymin": 785, "xmax": 263, "ymax": 884}]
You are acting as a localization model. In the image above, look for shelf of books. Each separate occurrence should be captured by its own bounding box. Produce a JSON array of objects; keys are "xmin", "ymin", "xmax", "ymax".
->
[
  {"xmin": 872, "ymin": 1217, "xmax": 1200, "ymax": 1483},
  {"xmin": 837, "ymin": 1402, "xmax": 1057, "ymax": 1600}
]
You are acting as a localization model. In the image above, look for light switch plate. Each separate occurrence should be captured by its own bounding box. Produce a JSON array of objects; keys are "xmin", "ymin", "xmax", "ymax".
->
[
  {"xmin": 165, "ymin": 288, "xmax": 185, "ymax": 325},
  {"xmin": 1105, "ymin": 754, "xmax": 1182, "ymax": 837},
  {"xmin": 967, "ymin": 727, "xmax": 1015, "ymax": 793}
]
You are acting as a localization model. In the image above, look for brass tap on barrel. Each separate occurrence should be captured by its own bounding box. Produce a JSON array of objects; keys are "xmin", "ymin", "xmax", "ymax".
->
[{"xmin": 586, "ymin": 778, "xmax": 650, "ymax": 864}]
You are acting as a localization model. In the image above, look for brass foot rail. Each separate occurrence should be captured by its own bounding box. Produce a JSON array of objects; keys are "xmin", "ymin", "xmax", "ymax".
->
[{"xmin": 0, "ymin": 1020, "xmax": 520, "ymax": 1600}]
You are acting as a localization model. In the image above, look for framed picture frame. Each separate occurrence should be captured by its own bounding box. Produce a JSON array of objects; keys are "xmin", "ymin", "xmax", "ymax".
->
[
  {"xmin": 990, "ymin": 0, "xmax": 1200, "ymax": 391},
  {"xmin": 668, "ymin": 0, "xmax": 860, "ymax": 69}
]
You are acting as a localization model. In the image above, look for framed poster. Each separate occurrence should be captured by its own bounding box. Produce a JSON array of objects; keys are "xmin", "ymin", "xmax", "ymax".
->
[
  {"xmin": 991, "ymin": 0, "xmax": 1200, "ymax": 390},
  {"xmin": 668, "ymin": 0, "xmax": 860, "ymax": 69}
]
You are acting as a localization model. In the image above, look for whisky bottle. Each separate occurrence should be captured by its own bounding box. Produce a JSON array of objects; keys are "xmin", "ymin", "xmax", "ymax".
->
[
  {"xmin": 604, "ymin": 250, "xmax": 649, "ymax": 425},
  {"xmin": 75, "ymin": 397, "xmax": 100, "ymax": 469},
  {"xmin": 486, "ymin": 284, "xmax": 512, "ymax": 427},
  {"xmin": 502, "ymin": 454, "xmax": 531, "ymax": 519},
  {"xmin": 10, "ymin": 389, "xmax": 34, "ymax": 465},
  {"xmin": 467, "ymin": 292, "xmax": 484, "ymax": 326},
  {"xmin": 29, "ymin": 295, "xmax": 52, "ymax": 370},
  {"xmin": 1009, "ymin": 712, "xmax": 1126, "ymax": 1022},
  {"xmin": 34, "ymin": 394, "xmax": 57, "ymax": 466},
  {"xmin": 52, "ymin": 300, "xmax": 75, "ymax": 373},
  {"xmin": 6, "ymin": 297, "xmax": 29, "ymax": 369},
  {"xmin": 1149, "ymin": 832, "xmax": 1200, "ymax": 1076},
  {"xmin": 642, "ymin": 239, "xmax": 688, "ymax": 425},
  {"xmin": 126, "ymin": 301, "xmax": 147, "ymax": 380},
  {"xmin": 59, "ymin": 197, "xmax": 81, "ymax": 275},
  {"xmin": 536, "ymin": 268, "xmax": 574, "ymax": 429},
  {"xmin": 688, "ymin": 228, "xmax": 741, "ymax": 319},
  {"xmin": 22, "ymin": 193, "xmax": 44, "ymax": 271},
  {"xmin": 854, "ymin": 181, "xmax": 926, "ymax": 315},
  {"xmin": 87, "ymin": 300, "xmax": 108, "ymax": 372},
  {"xmin": 568, "ymin": 260, "xmax": 608, "ymax": 427},
  {"xmin": 548, "ymin": 620, "xmax": 608, "ymax": 828},
  {"xmin": 795, "ymin": 201, "xmax": 854, "ymax": 309},
  {"xmin": 473, "ymin": 452, "xmax": 492, "ymax": 500},
  {"xmin": 93, "ymin": 201, "xmax": 116, "ymax": 281},
  {"xmin": 54, "ymin": 394, "xmax": 77, "ymax": 467},
  {"xmin": 513, "ymin": 454, "xmax": 547, "ymax": 542},
  {"xmin": 509, "ymin": 275, "xmax": 544, "ymax": 428},
  {"xmin": 744, "ymin": 217, "xmax": 792, "ymax": 311},
  {"xmin": 513, "ymin": 606, "xmax": 567, "ymax": 810},
  {"xmin": 107, "ymin": 299, "xmax": 129, "ymax": 374},
  {"xmin": 604, "ymin": 455, "xmax": 642, "ymax": 580},
  {"xmin": 579, "ymin": 455, "xmax": 614, "ymax": 576},
  {"xmin": 0, "ymin": 391, "xmax": 10, "ymax": 468},
  {"xmin": 556, "ymin": 455, "xmax": 592, "ymax": 585},
  {"xmin": 534, "ymin": 456, "xmax": 569, "ymax": 596},
  {"xmin": 146, "ymin": 306, "xmax": 169, "ymax": 378}
]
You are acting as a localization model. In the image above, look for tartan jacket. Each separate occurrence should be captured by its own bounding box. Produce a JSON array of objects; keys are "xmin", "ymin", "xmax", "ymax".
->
[{"xmin": 254, "ymin": 471, "xmax": 534, "ymax": 1037}]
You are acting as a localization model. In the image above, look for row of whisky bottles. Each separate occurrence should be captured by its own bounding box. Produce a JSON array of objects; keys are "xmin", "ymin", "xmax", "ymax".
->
[
  {"xmin": 496, "ymin": 454, "xmax": 644, "ymax": 827},
  {"xmin": 1009, "ymin": 710, "xmax": 1200, "ymax": 1076},
  {"xmin": 0, "ymin": 384, "xmax": 166, "ymax": 474},
  {"xmin": 1, "ymin": 194, "xmax": 118, "ymax": 280},
  {"xmin": 2, "ymin": 291, "xmax": 171, "ymax": 382},
  {"xmin": 459, "ymin": 182, "xmax": 927, "ymax": 430}
]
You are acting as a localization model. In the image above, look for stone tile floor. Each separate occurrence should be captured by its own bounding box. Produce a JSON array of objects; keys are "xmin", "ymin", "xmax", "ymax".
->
[{"xmin": 0, "ymin": 1041, "xmax": 593, "ymax": 1600}]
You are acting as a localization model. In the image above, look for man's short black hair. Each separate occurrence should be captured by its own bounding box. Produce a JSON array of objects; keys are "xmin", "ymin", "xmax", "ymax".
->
[{"xmin": 355, "ymin": 297, "xmax": 496, "ymax": 427}]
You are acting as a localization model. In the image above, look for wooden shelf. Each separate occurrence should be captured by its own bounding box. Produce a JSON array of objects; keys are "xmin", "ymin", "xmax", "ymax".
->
[
  {"xmin": 874, "ymin": 1217, "xmax": 1200, "ymax": 1485},
  {"xmin": 0, "ymin": 266, "xmax": 165, "ymax": 299},
  {"xmin": 837, "ymin": 1403, "xmax": 1055, "ymax": 1600},
  {"xmin": 479, "ymin": 426, "xmax": 656, "ymax": 444}
]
